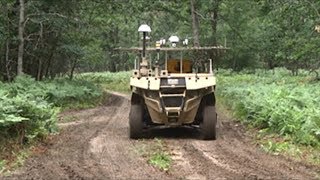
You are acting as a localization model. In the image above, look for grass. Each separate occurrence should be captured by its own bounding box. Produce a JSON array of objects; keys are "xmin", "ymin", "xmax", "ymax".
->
[
  {"xmin": 135, "ymin": 138, "xmax": 172, "ymax": 171},
  {"xmin": 0, "ymin": 160, "xmax": 5, "ymax": 174},
  {"xmin": 77, "ymin": 71, "xmax": 131, "ymax": 93},
  {"xmin": 59, "ymin": 115, "xmax": 78, "ymax": 123},
  {"xmin": 148, "ymin": 152, "xmax": 171, "ymax": 171},
  {"xmin": 61, "ymin": 89, "xmax": 110, "ymax": 111},
  {"xmin": 10, "ymin": 150, "xmax": 29, "ymax": 170},
  {"xmin": 256, "ymin": 131, "xmax": 320, "ymax": 165},
  {"xmin": 0, "ymin": 145, "xmax": 31, "ymax": 175}
]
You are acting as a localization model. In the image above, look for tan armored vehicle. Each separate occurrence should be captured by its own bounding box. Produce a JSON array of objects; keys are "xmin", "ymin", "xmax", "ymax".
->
[{"xmin": 120, "ymin": 24, "xmax": 228, "ymax": 140}]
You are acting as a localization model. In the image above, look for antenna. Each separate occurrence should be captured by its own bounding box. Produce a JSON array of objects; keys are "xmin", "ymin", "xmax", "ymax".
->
[{"xmin": 138, "ymin": 24, "xmax": 151, "ymax": 58}]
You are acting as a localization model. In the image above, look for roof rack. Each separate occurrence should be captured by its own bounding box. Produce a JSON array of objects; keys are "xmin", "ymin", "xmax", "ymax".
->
[{"xmin": 114, "ymin": 46, "xmax": 230, "ymax": 52}]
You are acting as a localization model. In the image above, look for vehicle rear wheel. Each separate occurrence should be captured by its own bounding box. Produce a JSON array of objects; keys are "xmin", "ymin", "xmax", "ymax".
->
[
  {"xmin": 129, "ymin": 104, "xmax": 144, "ymax": 139},
  {"xmin": 200, "ymin": 106, "xmax": 217, "ymax": 140}
]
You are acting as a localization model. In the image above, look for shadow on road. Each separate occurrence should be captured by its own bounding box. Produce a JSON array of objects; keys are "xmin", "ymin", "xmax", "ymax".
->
[{"xmin": 143, "ymin": 126, "xmax": 202, "ymax": 140}]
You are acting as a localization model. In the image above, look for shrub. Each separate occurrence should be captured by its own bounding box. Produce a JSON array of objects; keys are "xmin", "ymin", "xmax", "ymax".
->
[
  {"xmin": 0, "ymin": 75, "xmax": 103, "ymax": 144},
  {"xmin": 78, "ymin": 71, "xmax": 130, "ymax": 92},
  {"xmin": 217, "ymin": 68, "xmax": 320, "ymax": 147}
]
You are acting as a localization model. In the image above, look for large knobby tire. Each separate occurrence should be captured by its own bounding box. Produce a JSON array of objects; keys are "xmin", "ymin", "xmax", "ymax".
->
[
  {"xmin": 129, "ymin": 104, "xmax": 144, "ymax": 139},
  {"xmin": 200, "ymin": 106, "xmax": 217, "ymax": 140}
]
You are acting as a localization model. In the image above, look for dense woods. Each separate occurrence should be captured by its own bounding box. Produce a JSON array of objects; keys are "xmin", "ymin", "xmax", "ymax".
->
[{"xmin": 0, "ymin": 0, "xmax": 319, "ymax": 81}]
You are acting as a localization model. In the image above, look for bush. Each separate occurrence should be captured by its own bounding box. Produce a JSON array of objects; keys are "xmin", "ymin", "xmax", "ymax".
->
[
  {"xmin": 217, "ymin": 68, "xmax": 320, "ymax": 147},
  {"xmin": 78, "ymin": 71, "xmax": 130, "ymax": 92},
  {"xmin": 0, "ymin": 75, "xmax": 103, "ymax": 144}
]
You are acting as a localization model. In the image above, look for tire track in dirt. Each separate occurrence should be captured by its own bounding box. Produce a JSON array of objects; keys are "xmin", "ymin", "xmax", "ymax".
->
[
  {"xmin": 161, "ymin": 112, "xmax": 320, "ymax": 179},
  {"xmin": 4, "ymin": 94, "xmax": 169, "ymax": 180},
  {"xmin": 2, "ymin": 93, "xmax": 320, "ymax": 180},
  {"xmin": 87, "ymin": 95, "xmax": 167, "ymax": 179}
]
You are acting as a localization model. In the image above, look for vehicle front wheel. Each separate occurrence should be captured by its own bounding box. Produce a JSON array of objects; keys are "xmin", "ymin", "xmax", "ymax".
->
[
  {"xmin": 200, "ymin": 106, "xmax": 217, "ymax": 140},
  {"xmin": 129, "ymin": 104, "xmax": 144, "ymax": 139}
]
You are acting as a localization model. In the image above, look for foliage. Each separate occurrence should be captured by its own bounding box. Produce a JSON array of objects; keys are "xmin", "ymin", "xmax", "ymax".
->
[
  {"xmin": 148, "ymin": 152, "xmax": 172, "ymax": 171},
  {"xmin": 0, "ymin": 75, "xmax": 103, "ymax": 169},
  {"xmin": 217, "ymin": 0, "xmax": 320, "ymax": 71},
  {"xmin": 78, "ymin": 72, "xmax": 131, "ymax": 93},
  {"xmin": 44, "ymin": 78, "xmax": 103, "ymax": 108},
  {"xmin": 260, "ymin": 140, "xmax": 301, "ymax": 156},
  {"xmin": 1, "ymin": 0, "xmax": 319, "ymax": 79},
  {"xmin": 0, "ymin": 0, "xmax": 319, "ymax": 172},
  {"xmin": 147, "ymin": 139, "xmax": 172, "ymax": 171},
  {"xmin": 0, "ymin": 77, "xmax": 58, "ymax": 141},
  {"xmin": 217, "ymin": 68, "xmax": 320, "ymax": 147},
  {"xmin": 0, "ymin": 160, "xmax": 5, "ymax": 174},
  {"xmin": 135, "ymin": 138, "xmax": 172, "ymax": 171},
  {"xmin": 11, "ymin": 150, "xmax": 29, "ymax": 169}
]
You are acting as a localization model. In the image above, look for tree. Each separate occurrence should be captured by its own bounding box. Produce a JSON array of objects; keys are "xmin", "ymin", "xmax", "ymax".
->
[
  {"xmin": 190, "ymin": 0, "xmax": 200, "ymax": 47},
  {"xmin": 17, "ymin": 0, "xmax": 25, "ymax": 75},
  {"xmin": 1, "ymin": 0, "xmax": 319, "ymax": 80}
]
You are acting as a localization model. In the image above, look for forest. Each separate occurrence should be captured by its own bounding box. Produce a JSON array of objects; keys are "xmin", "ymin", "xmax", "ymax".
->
[
  {"xmin": 0, "ymin": 0, "xmax": 320, "ymax": 174},
  {"xmin": 1, "ymin": 0, "xmax": 319, "ymax": 79}
]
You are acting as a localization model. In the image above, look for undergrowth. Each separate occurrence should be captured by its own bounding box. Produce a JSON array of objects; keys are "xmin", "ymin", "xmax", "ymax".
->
[
  {"xmin": 217, "ymin": 68, "xmax": 320, "ymax": 163},
  {"xmin": 135, "ymin": 138, "xmax": 172, "ymax": 171},
  {"xmin": 78, "ymin": 71, "xmax": 130, "ymax": 93},
  {"xmin": 0, "ymin": 75, "xmax": 103, "ymax": 172}
]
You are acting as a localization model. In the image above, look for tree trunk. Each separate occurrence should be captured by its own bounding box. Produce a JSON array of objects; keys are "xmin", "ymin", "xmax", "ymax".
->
[
  {"xmin": 17, "ymin": 0, "xmax": 25, "ymax": 76},
  {"xmin": 45, "ymin": 49, "xmax": 54, "ymax": 78},
  {"xmin": 3, "ymin": 2, "xmax": 11, "ymax": 81},
  {"xmin": 37, "ymin": 59, "xmax": 42, "ymax": 81},
  {"xmin": 209, "ymin": 0, "xmax": 221, "ymax": 67},
  {"xmin": 190, "ymin": 0, "xmax": 200, "ymax": 47},
  {"xmin": 69, "ymin": 59, "xmax": 78, "ymax": 80},
  {"xmin": 210, "ymin": 0, "xmax": 220, "ymax": 46},
  {"xmin": 5, "ymin": 40, "xmax": 11, "ymax": 81}
]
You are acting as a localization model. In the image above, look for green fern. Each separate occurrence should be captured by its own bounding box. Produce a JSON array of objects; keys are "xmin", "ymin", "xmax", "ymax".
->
[{"xmin": 218, "ymin": 68, "xmax": 320, "ymax": 147}]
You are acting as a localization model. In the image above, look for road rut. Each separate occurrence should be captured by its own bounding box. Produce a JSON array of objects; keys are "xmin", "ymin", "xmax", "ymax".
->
[{"xmin": 3, "ymin": 93, "xmax": 319, "ymax": 180}]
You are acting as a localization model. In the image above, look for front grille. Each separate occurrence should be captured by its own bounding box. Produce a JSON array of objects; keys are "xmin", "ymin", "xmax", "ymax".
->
[
  {"xmin": 161, "ymin": 88, "xmax": 185, "ymax": 94},
  {"xmin": 162, "ymin": 97, "xmax": 183, "ymax": 107}
]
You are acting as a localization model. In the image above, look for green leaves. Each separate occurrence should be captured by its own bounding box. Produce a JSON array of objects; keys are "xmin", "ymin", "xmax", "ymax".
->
[
  {"xmin": 218, "ymin": 68, "xmax": 320, "ymax": 147},
  {"xmin": 0, "ymin": 75, "xmax": 103, "ymax": 143},
  {"xmin": 148, "ymin": 152, "xmax": 171, "ymax": 171},
  {"xmin": 79, "ymin": 72, "xmax": 130, "ymax": 93},
  {"xmin": 0, "ymin": 160, "xmax": 6, "ymax": 174}
]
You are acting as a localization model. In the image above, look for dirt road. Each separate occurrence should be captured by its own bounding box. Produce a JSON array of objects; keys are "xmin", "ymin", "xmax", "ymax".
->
[{"xmin": 3, "ymin": 93, "xmax": 319, "ymax": 179}]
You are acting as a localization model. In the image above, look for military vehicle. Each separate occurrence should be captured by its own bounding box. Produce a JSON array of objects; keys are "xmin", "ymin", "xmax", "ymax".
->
[{"xmin": 118, "ymin": 24, "xmax": 228, "ymax": 140}]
